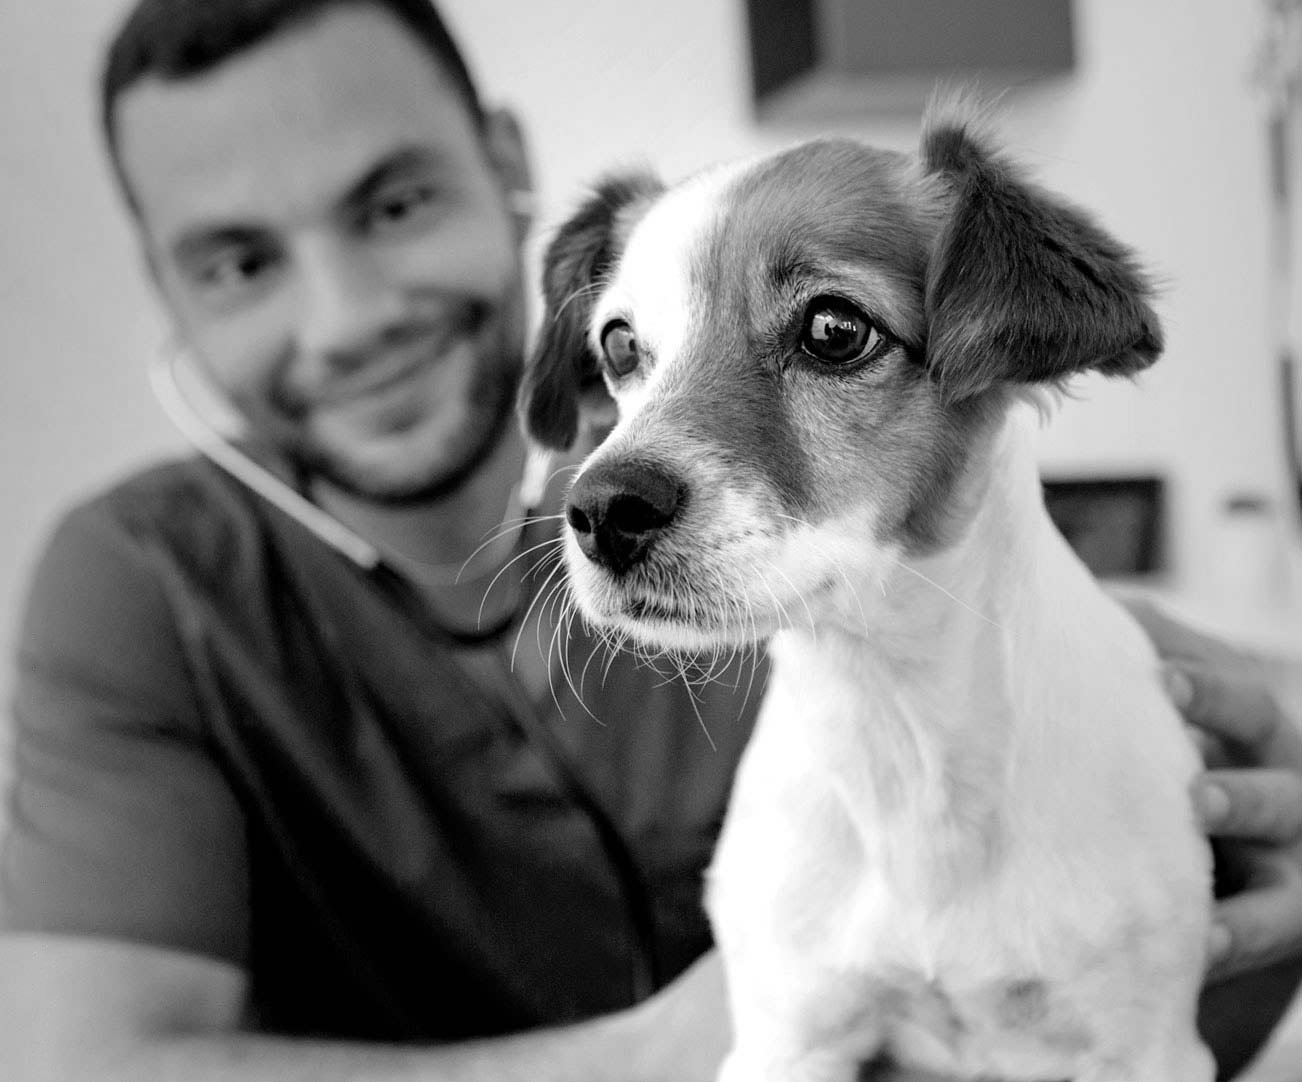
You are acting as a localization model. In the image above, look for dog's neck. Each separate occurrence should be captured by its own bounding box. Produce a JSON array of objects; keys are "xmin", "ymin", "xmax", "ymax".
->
[{"xmin": 768, "ymin": 404, "xmax": 1124, "ymax": 903}]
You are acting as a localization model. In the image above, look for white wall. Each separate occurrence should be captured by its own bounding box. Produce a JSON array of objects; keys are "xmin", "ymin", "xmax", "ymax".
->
[{"xmin": 1, "ymin": 0, "xmax": 1297, "ymax": 719}]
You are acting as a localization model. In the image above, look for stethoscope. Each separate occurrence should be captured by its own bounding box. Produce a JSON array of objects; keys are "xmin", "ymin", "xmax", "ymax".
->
[{"xmin": 149, "ymin": 345, "xmax": 665, "ymax": 1000}]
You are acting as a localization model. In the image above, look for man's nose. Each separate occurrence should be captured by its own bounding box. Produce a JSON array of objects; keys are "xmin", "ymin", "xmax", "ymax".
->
[{"xmin": 294, "ymin": 234, "xmax": 406, "ymax": 362}]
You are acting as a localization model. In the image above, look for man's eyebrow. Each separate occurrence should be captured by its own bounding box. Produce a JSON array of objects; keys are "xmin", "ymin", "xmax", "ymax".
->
[
  {"xmin": 165, "ymin": 147, "xmax": 448, "ymax": 258},
  {"xmin": 341, "ymin": 145, "xmax": 445, "ymax": 207},
  {"xmin": 171, "ymin": 225, "xmax": 268, "ymax": 264}
]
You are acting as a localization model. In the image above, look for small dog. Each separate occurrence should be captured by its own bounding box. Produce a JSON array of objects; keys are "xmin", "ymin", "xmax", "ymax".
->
[{"xmin": 522, "ymin": 102, "xmax": 1213, "ymax": 1082}]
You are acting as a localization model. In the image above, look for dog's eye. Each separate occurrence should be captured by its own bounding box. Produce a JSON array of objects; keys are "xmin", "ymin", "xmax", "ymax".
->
[
  {"xmin": 800, "ymin": 297, "xmax": 882, "ymax": 365},
  {"xmin": 600, "ymin": 319, "xmax": 641, "ymax": 377}
]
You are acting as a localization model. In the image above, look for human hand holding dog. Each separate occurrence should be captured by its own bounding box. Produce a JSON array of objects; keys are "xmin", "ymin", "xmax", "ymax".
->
[
  {"xmin": 1177, "ymin": 664, "xmax": 1302, "ymax": 981},
  {"xmin": 1128, "ymin": 600, "xmax": 1302, "ymax": 976},
  {"xmin": 1128, "ymin": 599, "xmax": 1302, "ymax": 1077},
  {"xmin": 620, "ymin": 949, "xmax": 732, "ymax": 1082},
  {"xmin": 1180, "ymin": 659, "xmax": 1302, "ymax": 1079}
]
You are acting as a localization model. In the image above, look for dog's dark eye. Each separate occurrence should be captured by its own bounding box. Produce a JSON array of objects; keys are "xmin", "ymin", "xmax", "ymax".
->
[
  {"xmin": 800, "ymin": 297, "xmax": 882, "ymax": 365},
  {"xmin": 599, "ymin": 319, "xmax": 641, "ymax": 377}
]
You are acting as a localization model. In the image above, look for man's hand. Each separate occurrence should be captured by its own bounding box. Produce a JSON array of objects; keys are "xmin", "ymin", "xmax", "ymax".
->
[
  {"xmin": 1128, "ymin": 598, "xmax": 1302, "ymax": 1077},
  {"xmin": 1129, "ymin": 599, "xmax": 1302, "ymax": 978},
  {"xmin": 622, "ymin": 951, "xmax": 732, "ymax": 1082},
  {"xmin": 1174, "ymin": 663, "xmax": 1302, "ymax": 980}
]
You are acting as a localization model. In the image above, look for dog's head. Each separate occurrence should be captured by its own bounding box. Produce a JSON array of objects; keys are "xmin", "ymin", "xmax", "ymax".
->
[{"xmin": 521, "ymin": 104, "xmax": 1162, "ymax": 652}]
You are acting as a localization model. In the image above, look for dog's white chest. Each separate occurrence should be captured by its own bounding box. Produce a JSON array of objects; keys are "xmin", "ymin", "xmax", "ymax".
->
[{"xmin": 706, "ymin": 602, "xmax": 1211, "ymax": 1081}]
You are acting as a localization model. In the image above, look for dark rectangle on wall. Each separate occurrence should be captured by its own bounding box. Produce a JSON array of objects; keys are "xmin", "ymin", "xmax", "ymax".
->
[
  {"xmin": 747, "ymin": 0, "xmax": 1075, "ymax": 117},
  {"xmin": 746, "ymin": 0, "xmax": 818, "ymax": 99},
  {"xmin": 824, "ymin": 0, "xmax": 1075, "ymax": 77},
  {"xmin": 1042, "ymin": 477, "xmax": 1165, "ymax": 578}
]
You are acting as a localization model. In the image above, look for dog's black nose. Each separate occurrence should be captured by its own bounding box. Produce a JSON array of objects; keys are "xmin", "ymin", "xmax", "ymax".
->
[{"xmin": 566, "ymin": 459, "xmax": 684, "ymax": 575}]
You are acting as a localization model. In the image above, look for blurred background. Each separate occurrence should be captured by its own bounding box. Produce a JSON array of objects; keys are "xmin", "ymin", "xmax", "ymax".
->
[{"xmin": 1, "ymin": 0, "xmax": 1301, "ymax": 1072}]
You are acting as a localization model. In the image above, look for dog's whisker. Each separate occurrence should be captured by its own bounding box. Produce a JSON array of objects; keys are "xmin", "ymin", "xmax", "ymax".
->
[
  {"xmin": 885, "ymin": 553, "xmax": 1006, "ymax": 631},
  {"xmin": 577, "ymin": 634, "xmax": 612, "ymax": 703},
  {"xmin": 676, "ymin": 671, "xmax": 720, "ymax": 753},
  {"xmin": 456, "ymin": 511, "xmax": 566, "ymax": 581},
  {"xmin": 476, "ymin": 534, "xmax": 569, "ymax": 628},
  {"xmin": 552, "ymin": 597, "xmax": 582, "ymax": 695},
  {"xmin": 555, "ymin": 613, "xmax": 609, "ymax": 728},
  {"xmin": 768, "ymin": 562, "xmax": 818, "ymax": 639},
  {"xmin": 513, "ymin": 555, "xmax": 569, "ymax": 672},
  {"xmin": 547, "ymin": 592, "xmax": 583, "ymax": 699},
  {"xmin": 755, "ymin": 565, "xmax": 799, "ymax": 636},
  {"xmin": 543, "ymin": 461, "xmax": 582, "ymax": 491},
  {"xmin": 551, "ymin": 278, "xmax": 609, "ymax": 328}
]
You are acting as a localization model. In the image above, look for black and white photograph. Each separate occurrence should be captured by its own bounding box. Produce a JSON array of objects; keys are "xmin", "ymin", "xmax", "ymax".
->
[{"xmin": 2, "ymin": 1, "xmax": 1302, "ymax": 1079}]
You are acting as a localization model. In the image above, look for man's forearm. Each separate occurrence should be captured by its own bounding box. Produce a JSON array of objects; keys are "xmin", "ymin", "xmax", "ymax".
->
[
  {"xmin": 45, "ymin": 1011, "xmax": 656, "ymax": 1082},
  {"xmin": 2, "ymin": 936, "xmax": 724, "ymax": 1082}
]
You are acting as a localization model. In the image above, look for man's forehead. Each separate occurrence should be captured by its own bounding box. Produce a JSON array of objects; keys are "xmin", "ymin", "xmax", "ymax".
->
[{"xmin": 113, "ymin": 4, "xmax": 480, "ymax": 243}]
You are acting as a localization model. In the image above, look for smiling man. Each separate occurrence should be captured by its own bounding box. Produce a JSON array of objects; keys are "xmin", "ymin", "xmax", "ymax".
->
[
  {"xmin": 2, "ymin": 1, "xmax": 1301, "ymax": 1080},
  {"xmin": 123, "ymin": 11, "xmax": 526, "ymax": 507},
  {"xmin": 0, "ymin": 2, "xmax": 754, "ymax": 1077}
]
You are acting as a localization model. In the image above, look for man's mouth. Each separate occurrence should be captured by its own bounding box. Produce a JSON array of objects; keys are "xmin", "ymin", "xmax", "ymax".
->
[
  {"xmin": 318, "ymin": 329, "xmax": 465, "ymax": 408},
  {"xmin": 286, "ymin": 303, "xmax": 490, "ymax": 414}
]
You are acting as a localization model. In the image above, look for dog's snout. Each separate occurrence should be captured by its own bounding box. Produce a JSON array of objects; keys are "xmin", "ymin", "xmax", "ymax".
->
[{"xmin": 566, "ymin": 460, "xmax": 684, "ymax": 574}]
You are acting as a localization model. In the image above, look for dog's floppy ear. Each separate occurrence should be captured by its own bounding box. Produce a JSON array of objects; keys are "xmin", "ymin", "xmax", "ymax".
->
[
  {"xmin": 522, "ymin": 171, "xmax": 664, "ymax": 451},
  {"xmin": 920, "ymin": 111, "xmax": 1163, "ymax": 403}
]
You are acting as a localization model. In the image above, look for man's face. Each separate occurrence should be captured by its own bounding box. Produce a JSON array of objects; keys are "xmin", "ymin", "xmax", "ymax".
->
[{"xmin": 115, "ymin": 4, "xmax": 526, "ymax": 501}]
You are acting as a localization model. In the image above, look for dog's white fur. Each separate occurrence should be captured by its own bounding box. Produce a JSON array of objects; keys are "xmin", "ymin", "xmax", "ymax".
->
[
  {"xmin": 532, "ymin": 112, "xmax": 1213, "ymax": 1081},
  {"xmin": 705, "ymin": 415, "xmax": 1211, "ymax": 1081}
]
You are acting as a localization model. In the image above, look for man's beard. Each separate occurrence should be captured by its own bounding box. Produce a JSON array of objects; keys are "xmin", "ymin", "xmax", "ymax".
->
[
  {"xmin": 291, "ymin": 345, "xmax": 523, "ymax": 506},
  {"xmin": 249, "ymin": 294, "xmax": 527, "ymax": 506}
]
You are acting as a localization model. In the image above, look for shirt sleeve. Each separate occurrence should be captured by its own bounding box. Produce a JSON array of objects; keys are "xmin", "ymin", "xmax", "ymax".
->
[{"xmin": 1, "ymin": 501, "xmax": 250, "ymax": 965}]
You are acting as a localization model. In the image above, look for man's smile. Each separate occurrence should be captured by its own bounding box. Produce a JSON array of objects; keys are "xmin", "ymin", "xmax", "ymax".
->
[{"xmin": 285, "ymin": 304, "xmax": 489, "ymax": 418}]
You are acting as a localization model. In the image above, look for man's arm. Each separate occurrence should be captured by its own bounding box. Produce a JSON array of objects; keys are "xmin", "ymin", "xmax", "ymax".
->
[
  {"xmin": 0, "ymin": 935, "xmax": 730, "ymax": 1082},
  {"xmin": 1128, "ymin": 600, "xmax": 1302, "ymax": 1078},
  {"xmin": 1175, "ymin": 662, "xmax": 1302, "ymax": 1079}
]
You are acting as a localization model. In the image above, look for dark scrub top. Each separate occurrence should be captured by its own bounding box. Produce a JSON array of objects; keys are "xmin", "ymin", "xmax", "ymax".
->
[{"xmin": 1, "ymin": 458, "xmax": 759, "ymax": 1040}]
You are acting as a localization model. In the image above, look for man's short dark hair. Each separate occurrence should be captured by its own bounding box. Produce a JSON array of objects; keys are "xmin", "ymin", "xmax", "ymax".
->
[{"xmin": 101, "ymin": 0, "xmax": 486, "ymax": 215}]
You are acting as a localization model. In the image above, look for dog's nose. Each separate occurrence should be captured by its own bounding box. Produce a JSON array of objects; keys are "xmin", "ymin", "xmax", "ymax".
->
[{"xmin": 566, "ymin": 460, "xmax": 684, "ymax": 575}]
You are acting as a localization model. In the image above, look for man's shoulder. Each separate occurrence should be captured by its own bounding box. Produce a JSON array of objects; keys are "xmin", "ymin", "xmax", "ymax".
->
[
  {"xmin": 55, "ymin": 456, "xmax": 270, "ymax": 573},
  {"xmin": 77, "ymin": 456, "xmax": 247, "ymax": 532},
  {"xmin": 22, "ymin": 457, "xmax": 290, "ymax": 651}
]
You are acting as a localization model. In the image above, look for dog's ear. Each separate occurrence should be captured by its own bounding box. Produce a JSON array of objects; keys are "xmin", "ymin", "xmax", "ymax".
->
[
  {"xmin": 522, "ymin": 171, "xmax": 664, "ymax": 450},
  {"xmin": 920, "ymin": 112, "xmax": 1163, "ymax": 403}
]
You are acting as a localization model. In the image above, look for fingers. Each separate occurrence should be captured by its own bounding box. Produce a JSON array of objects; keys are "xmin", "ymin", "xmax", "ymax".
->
[
  {"xmin": 1206, "ymin": 850, "xmax": 1302, "ymax": 982},
  {"xmin": 1165, "ymin": 664, "xmax": 1296, "ymax": 756},
  {"xmin": 1123, "ymin": 596, "xmax": 1251, "ymax": 668},
  {"xmin": 1194, "ymin": 769, "xmax": 1302, "ymax": 844}
]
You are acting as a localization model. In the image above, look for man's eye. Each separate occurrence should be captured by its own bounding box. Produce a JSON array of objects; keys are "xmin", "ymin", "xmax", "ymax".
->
[
  {"xmin": 362, "ymin": 184, "xmax": 439, "ymax": 233},
  {"xmin": 191, "ymin": 246, "xmax": 279, "ymax": 301}
]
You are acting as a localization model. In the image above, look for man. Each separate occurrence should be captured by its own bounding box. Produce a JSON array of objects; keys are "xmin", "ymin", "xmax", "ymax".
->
[{"xmin": 0, "ymin": 0, "xmax": 1299, "ymax": 1079}]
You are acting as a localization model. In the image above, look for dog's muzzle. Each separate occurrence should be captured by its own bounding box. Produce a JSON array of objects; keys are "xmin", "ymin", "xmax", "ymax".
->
[{"xmin": 565, "ymin": 459, "xmax": 684, "ymax": 575}]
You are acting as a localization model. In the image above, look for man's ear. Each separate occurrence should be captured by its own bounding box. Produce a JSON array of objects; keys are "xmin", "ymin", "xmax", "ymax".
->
[
  {"xmin": 921, "ymin": 112, "xmax": 1163, "ymax": 404},
  {"xmin": 521, "ymin": 171, "xmax": 663, "ymax": 451},
  {"xmin": 480, "ymin": 107, "xmax": 534, "ymax": 232}
]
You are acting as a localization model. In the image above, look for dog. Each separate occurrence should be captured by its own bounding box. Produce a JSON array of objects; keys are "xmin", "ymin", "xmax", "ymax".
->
[{"xmin": 520, "ymin": 101, "xmax": 1214, "ymax": 1082}]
